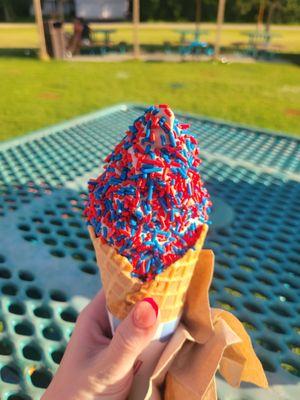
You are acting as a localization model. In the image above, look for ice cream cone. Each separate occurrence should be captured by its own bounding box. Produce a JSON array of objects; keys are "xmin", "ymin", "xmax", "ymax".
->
[{"xmin": 88, "ymin": 224, "xmax": 208, "ymax": 323}]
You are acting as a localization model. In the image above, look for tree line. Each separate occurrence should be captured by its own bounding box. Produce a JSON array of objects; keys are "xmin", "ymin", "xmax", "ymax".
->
[{"xmin": 0, "ymin": 0, "xmax": 299, "ymax": 24}]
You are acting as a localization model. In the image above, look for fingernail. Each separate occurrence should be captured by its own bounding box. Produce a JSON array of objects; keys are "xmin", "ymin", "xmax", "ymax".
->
[
  {"xmin": 143, "ymin": 297, "xmax": 159, "ymax": 317},
  {"xmin": 133, "ymin": 298, "xmax": 158, "ymax": 329}
]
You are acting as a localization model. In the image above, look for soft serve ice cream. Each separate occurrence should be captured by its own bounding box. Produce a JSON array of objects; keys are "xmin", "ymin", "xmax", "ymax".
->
[{"xmin": 84, "ymin": 105, "xmax": 211, "ymax": 282}]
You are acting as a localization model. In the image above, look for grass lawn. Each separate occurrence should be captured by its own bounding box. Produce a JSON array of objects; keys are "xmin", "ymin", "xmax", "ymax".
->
[
  {"xmin": 0, "ymin": 58, "xmax": 299, "ymax": 141},
  {"xmin": 1, "ymin": 22, "xmax": 300, "ymax": 53}
]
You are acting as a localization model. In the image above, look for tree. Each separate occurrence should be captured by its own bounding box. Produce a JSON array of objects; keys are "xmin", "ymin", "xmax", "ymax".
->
[
  {"xmin": 235, "ymin": 0, "xmax": 300, "ymax": 24},
  {"xmin": 266, "ymin": 0, "xmax": 281, "ymax": 32},
  {"xmin": 0, "ymin": 0, "xmax": 15, "ymax": 21}
]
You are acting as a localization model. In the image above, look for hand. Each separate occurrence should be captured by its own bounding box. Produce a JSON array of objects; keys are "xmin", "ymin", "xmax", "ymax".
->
[{"xmin": 42, "ymin": 290, "xmax": 159, "ymax": 400}]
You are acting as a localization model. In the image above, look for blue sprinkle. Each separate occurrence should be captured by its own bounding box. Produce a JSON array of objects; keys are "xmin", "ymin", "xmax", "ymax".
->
[
  {"xmin": 130, "ymin": 218, "xmax": 137, "ymax": 227},
  {"xmin": 119, "ymin": 244, "xmax": 128, "ymax": 253},
  {"xmin": 185, "ymin": 138, "xmax": 192, "ymax": 151},
  {"xmin": 175, "ymin": 194, "xmax": 181, "ymax": 204},
  {"xmin": 159, "ymin": 121, "xmax": 169, "ymax": 135},
  {"xmin": 168, "ymin": 130, "xmax": 176, "ymax": 147},
  {"xmin": 142, "ymin": 203, "xmax": 150, "ymax": 215},
  {"xmin": 162, "ymin": 153, "xmax": 170, "ymax": 163},
  {"xmin": 123, "ymin": 142, "xmax": 132, "ymax": 150},
  {"xmin": 131, "ymin": 272, "xmax": 140, "ymax": 278},
  {"xmin": 146, "ymin": 120, "xmax": 152, "ymax": 139},
  {"xmin": 159, "ymin": 198, "xmax": 168, "ymax": 212},
  {"xmin": 179, "ymin": 168, "xmax": 188, "ymax": 179},
  {"xmin": 139, "ymin": 253, "xmax": 148, "ymax": 261},
  {"xmin": 157, "ymin": 229, "xmax": 169, "ymax": 237},
  {"xmin": 135, "ymin": 210, "xmax": 143, "ymax": 220},
  {"xmin": 110, "ymin": 177, "xmax": 122, "ymax": 184},
  {"xmin": 95, "ymin": 222, "xmax": 102, "ymax": 235},
  {"xmin": 170, "ymin": 209, "xmax": 175, "ymax": 221},
  {"xmin": 174, "ymin": 248, "xmax": 186, "ymax": 255},
  {"xmin": 148, "ymin": 182, "xmax": 154, "ymax": 201},
  {"xmin": 143, "ymin": 222, "xmax": 151, "ymax": 232},
  {"xmin": 141, "ymin": 167, "xmax": 162, "ymax": 174},
  {"xmin": 174, "ymin": 123, "xmax": 180, "ymax": 135},
  {"xmin": 157, "ymin": 180, "xmax": 166, "ymax": 186},
  {"xmin": 182, "ymin": 148, "xmax": 188, "ymax": 157},
  {"xmin": 114, "ymin": 154, "xmax": 122, "ymax": 161},
  {"xmin": 129, "ymin": 125, "xmax": 138, "ymax": 133},
  {"xmin": 146, "ymin": 258, "xmax": 152, "ymax": 273},
  {"xmin": 131, "ymin": 173, "xmax": 142, "ymax": 180},
  {"xmin": 160, "ymin": 135, "xmax": 166, "ymax": 146},
  {"xmin": 121, "ymin": 169, "xmax": 127, "ymax": 180},
  {"xmin": 144, "ymin": 241, "xmax": 155, "ymax": 246},
  {"xmin": 171, "ymin": 227, "xmax": 184, "ymax": 238},
  {"xmin": 187, "ymin": 182, "xmax": 192, "ymax": 196},
  {"xmin": 154, "ymin": 239, "xmax": 164, "ymax": 253}
]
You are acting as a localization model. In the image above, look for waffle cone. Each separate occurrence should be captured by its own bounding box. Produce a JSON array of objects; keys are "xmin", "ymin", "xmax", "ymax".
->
[{"xmin": 89, "ymin": 224, "xmax": 208, "ymax": 323}]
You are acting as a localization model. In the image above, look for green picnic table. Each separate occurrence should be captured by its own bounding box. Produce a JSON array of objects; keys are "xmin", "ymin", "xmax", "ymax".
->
[
  {"xmin": 173, "ymin": 29, "xmax": 212, "ymax": 56},
  {"xmin": 92, "ymin": 28, "xmax": 116, "ymax": 47},
  {"xmin": 241, "ymin": 30, "xmax": 280, "ymax": 58},
  {"xmin": 174, "ymin": 28, "xmax": 209, "ymax": 44}
]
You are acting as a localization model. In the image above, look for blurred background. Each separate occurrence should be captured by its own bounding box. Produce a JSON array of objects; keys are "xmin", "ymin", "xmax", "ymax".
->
[{"xmin": 0, "ymin": 0, "xmax": 299, "ymax": 141}]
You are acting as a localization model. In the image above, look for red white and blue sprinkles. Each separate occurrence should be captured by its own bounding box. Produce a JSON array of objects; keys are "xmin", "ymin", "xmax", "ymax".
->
[{"xmin": 84, "ymin": 105, "xmax": 211, "ymax": 282}]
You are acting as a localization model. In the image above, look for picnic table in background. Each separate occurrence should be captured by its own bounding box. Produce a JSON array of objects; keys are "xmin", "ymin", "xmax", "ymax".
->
[
  {"xmin": 233, "ymin": 30, "xmax": 282, "ymax": 59},
  {"xmin": 92, "ymin": 28, "xmax": 116, "ymax": 48},
  {"xmin": 175, "ymin": 28, "xmax": 209, "ymax": 44},
  {"xmin": 168, "ymin": 29, "xmax": 214, "ymax": 56},
  {"xmin": 82, "ymin": 28, "xmax": 127, "ymax": 55}
]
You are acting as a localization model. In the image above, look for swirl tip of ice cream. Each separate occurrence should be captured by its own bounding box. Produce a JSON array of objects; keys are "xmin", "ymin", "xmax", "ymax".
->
[{"xmin": 84, "ymin": 104, "xmax": 211, "ymax": 281}]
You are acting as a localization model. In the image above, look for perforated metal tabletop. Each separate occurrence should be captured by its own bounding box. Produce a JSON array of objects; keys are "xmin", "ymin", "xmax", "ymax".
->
[{"xmin": 0, "ymin": 104, "xmax": 299, "ymax": 400}]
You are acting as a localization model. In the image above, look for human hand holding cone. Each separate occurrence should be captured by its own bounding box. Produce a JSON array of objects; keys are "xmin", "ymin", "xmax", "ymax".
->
[{"xmin": 84, "ymin": 105, "xmax": 211, "ymax": 399}]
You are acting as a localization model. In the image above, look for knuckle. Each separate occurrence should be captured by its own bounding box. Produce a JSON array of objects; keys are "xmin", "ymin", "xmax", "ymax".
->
[{"xmin": 113, "ymin": 327, "xmax": 135, "ymax": 354}]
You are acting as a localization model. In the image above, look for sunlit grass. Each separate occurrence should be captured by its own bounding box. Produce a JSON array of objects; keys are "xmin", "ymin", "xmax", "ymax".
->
[{"xmin": 0, "ymin": 59, "xmax": 299, "ymax": 140}]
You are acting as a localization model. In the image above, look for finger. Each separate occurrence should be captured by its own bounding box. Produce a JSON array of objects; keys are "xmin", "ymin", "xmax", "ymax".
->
[
  {"xmin": 81, "ymin": 289, "xmax": 111, "ymax": 337},
  {"xmin": 99, "ymin": 298, "xmax": 159, "ymax": 380}
]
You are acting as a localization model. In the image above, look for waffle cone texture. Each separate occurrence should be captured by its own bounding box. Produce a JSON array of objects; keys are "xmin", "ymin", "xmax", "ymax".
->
[{"xmin": 88, "ymin": 224, "xmax": 208, "ymax": 323}]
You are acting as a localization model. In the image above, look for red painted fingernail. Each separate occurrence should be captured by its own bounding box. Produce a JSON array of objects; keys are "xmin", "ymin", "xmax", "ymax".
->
[{"xmin": 143, "ymin": 297, "xmax": 159, "ymax": 317}]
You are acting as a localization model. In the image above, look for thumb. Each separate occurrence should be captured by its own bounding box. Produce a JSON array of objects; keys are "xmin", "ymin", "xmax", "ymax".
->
[{"xmin": 105, "ymin": 298, "xmax": 159, "ymax": 379}]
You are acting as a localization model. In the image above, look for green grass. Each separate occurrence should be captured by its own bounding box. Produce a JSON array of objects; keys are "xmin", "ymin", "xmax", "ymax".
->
[
  {"xmin": 0, "ymin": 58, "xmax": 299, "ymax": 141},
  {"xmin": 1, "ymin": 22, "xmax": 300, "ymax": 53}
]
